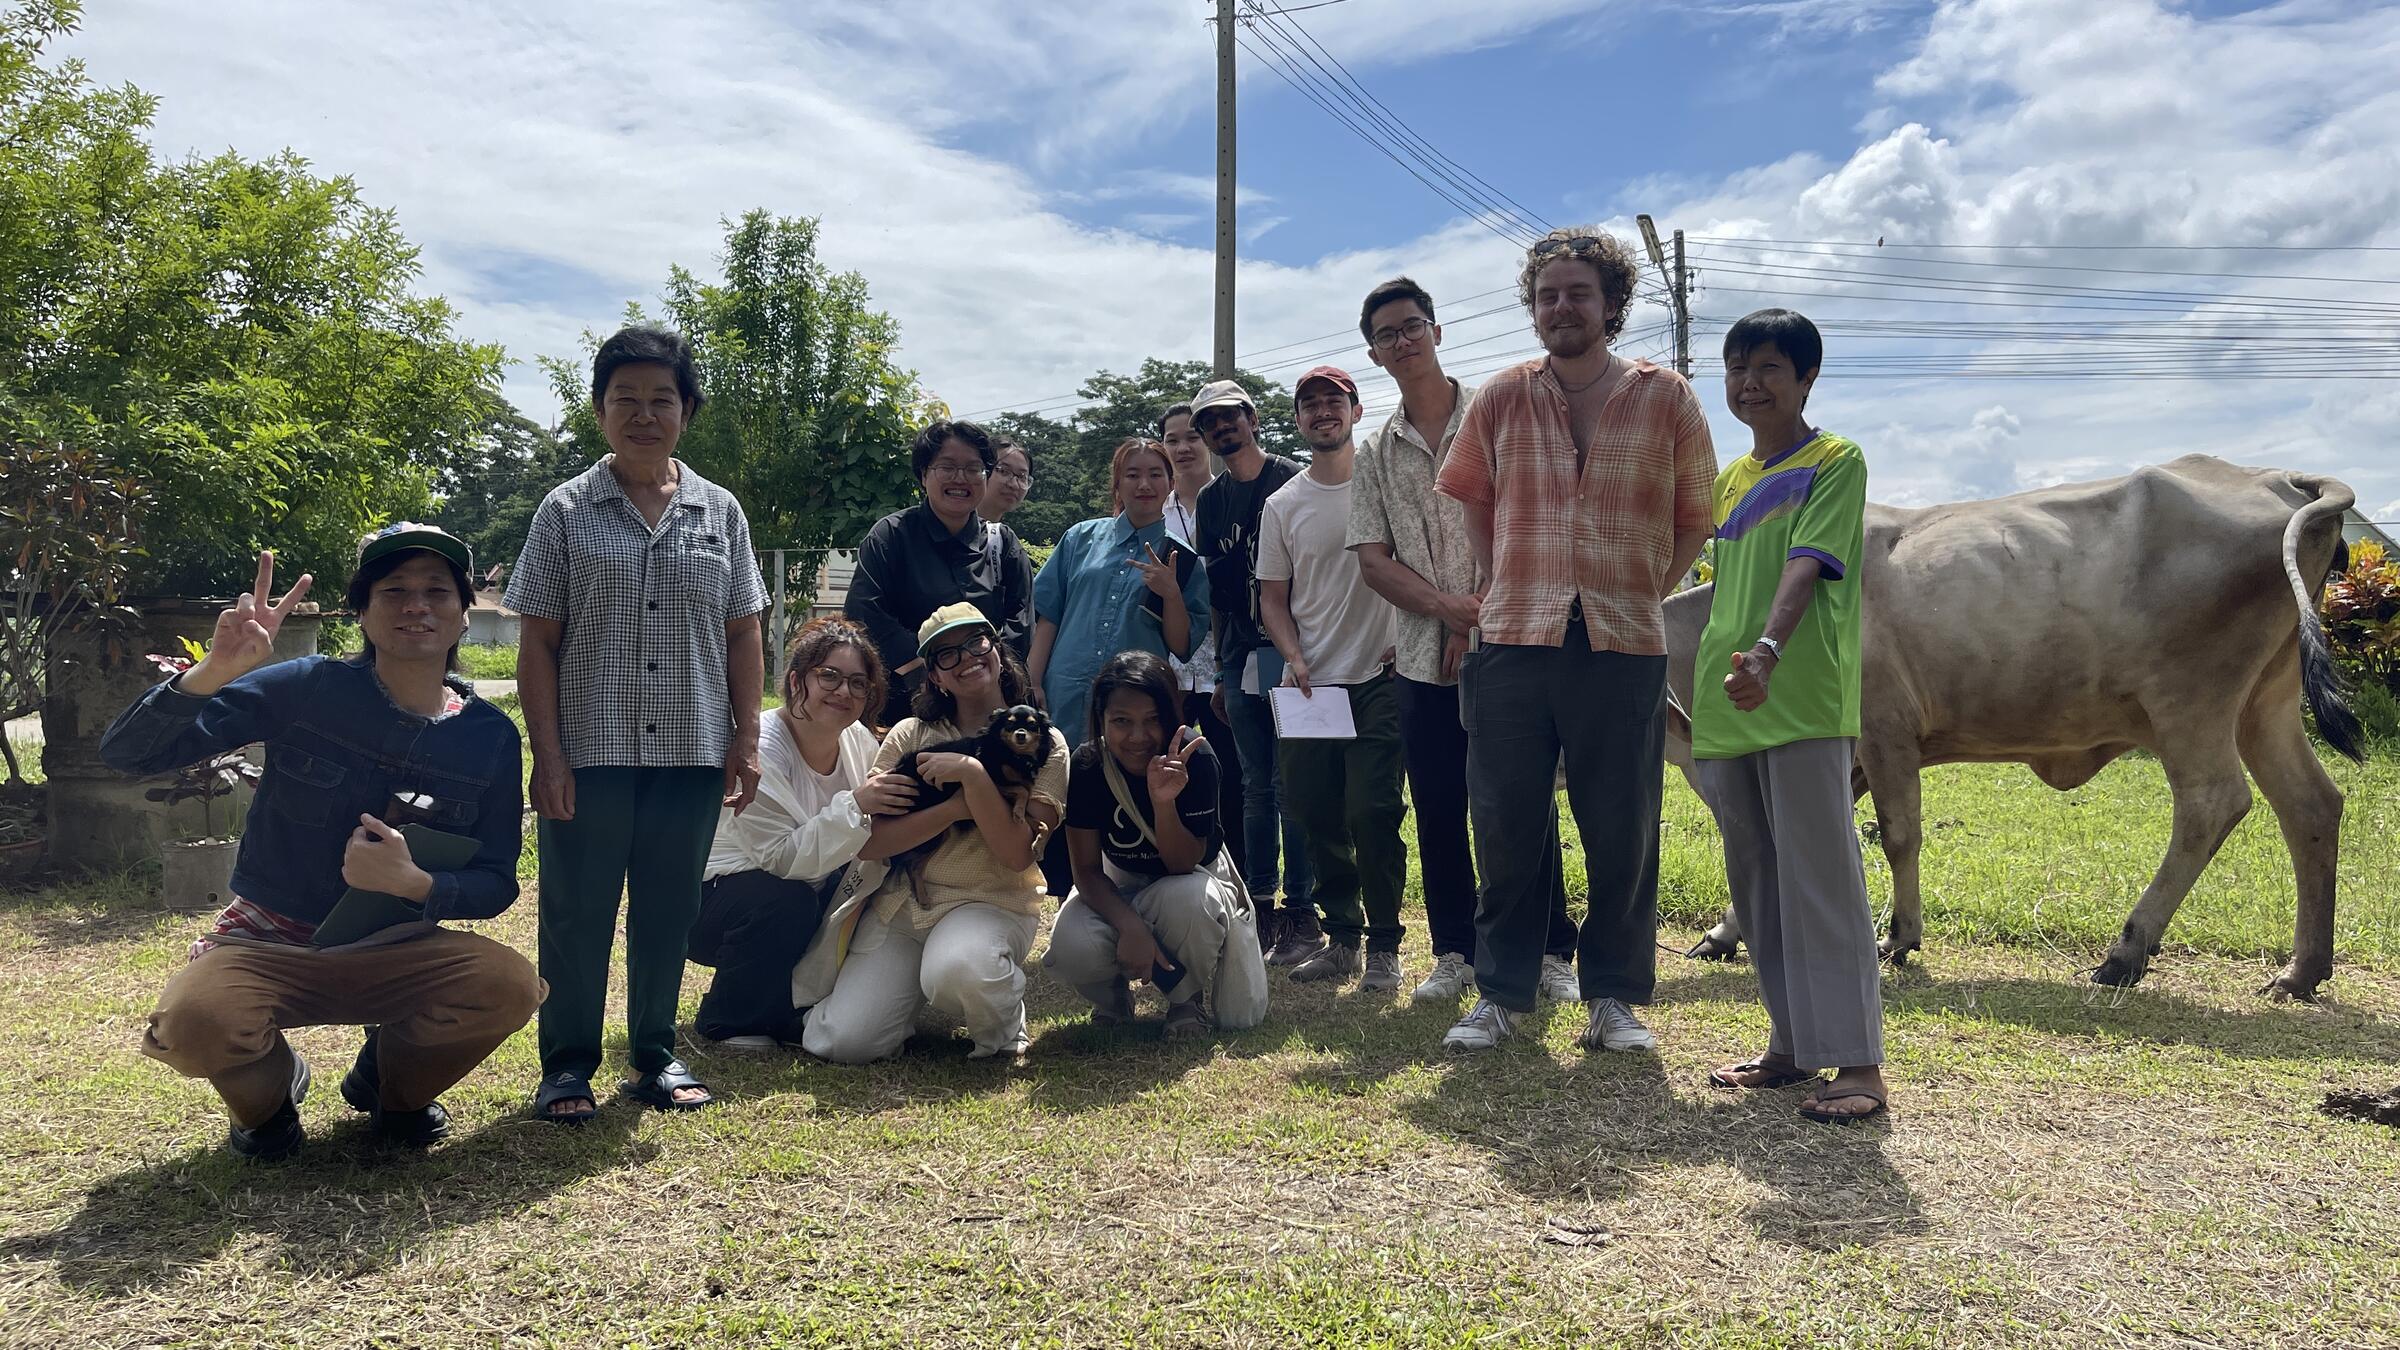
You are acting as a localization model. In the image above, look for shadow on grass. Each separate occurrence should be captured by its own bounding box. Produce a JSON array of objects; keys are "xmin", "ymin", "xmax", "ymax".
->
[
  {"xmin": 3, "ymin": 1101, "xmax": 656, "ymax": 1295},
  {"xmin": 1398, "ymin": 1046, "xmax": 1928, "ymax": 1253},
  {"xmin": 0, "ymin": 864, "xmax": 192, "ymax": 951}
]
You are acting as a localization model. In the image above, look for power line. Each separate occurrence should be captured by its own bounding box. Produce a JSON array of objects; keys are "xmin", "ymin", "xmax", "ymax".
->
[
  {"xmin": 1244, "ymin": 1, "xmax": 1556, "ymax": 242},
  {"xmin": 1689, "ymin": 238, "xmax": 2400, "ymax": 289},
  {"xmin": 1692, "ymin": 235, "xmax": 2400, "ymax": 253}
]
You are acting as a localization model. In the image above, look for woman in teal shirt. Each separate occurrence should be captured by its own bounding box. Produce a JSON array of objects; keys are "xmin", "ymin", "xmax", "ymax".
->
[{"xmin": 1028, "ymin": 438, "xmax": 1212, "ymax": 752}]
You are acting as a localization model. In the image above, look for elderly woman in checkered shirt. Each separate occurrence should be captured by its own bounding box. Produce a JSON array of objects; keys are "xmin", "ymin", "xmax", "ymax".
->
[{"xmin": 505, "ymin": 325, "xmax": 771, "ymax": 1123}]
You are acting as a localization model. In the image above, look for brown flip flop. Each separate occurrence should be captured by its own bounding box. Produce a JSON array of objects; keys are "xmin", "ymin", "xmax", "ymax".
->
[
  {"xmin": 1708, "ymin": 1058, "xmax": 1823, "ymax": 1091},
  {"xmin": 1798, "ymin": 1084, "xmax": 1889, "ymax": 1125}
]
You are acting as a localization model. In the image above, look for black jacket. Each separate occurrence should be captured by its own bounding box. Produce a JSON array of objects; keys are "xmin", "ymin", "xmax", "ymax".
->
[{"xmin": 846, "ymin": 504, "xmax": 1034, "ymax": 715}]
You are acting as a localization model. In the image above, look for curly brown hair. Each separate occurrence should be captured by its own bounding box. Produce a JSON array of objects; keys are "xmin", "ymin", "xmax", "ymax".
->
[
  {"xmin": 1517, "ymin": 228, "xmax": 1641, "ymax": 342},
  {"xmin": 782, "ymin": 615, "xmax": 889, "ymax": 731}
]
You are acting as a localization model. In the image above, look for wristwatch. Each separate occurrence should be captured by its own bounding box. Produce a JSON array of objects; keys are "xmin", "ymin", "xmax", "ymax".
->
[{"xmin": 1754, "ymin": 635, "xmax": 1783, "ymax": 660}]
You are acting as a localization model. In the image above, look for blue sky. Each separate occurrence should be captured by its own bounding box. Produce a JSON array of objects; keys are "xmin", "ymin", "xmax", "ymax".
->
[{"xmin": 59, "ymin": 0, "xmax": 2400, "ymax": 523}]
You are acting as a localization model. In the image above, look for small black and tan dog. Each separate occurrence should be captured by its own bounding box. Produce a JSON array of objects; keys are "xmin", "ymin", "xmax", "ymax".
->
[{"xmin": 889, "ymin": 703, "xmax": 1055, "ymax": 877}]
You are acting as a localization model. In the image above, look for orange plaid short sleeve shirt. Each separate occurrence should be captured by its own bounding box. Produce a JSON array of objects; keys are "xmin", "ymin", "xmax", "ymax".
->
[{"xmin": 1435, "ymin": 358, "xmax": 1717, "ymax": 655}]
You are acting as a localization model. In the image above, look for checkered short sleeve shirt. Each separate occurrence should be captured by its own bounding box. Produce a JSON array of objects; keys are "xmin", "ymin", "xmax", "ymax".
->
[
  {"xmin": 505, "ymin": 459, "xmax": 769, "ymax": 769},
  {"xmin": 1435, "ymin": 359, "xmax": 1717, "ymax": 655}
]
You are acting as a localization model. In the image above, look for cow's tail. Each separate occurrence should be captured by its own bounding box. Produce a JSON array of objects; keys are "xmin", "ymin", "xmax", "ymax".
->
[{"xmin": 2284, "ymin": 474, "xmax": 2365, "ymax": 763}]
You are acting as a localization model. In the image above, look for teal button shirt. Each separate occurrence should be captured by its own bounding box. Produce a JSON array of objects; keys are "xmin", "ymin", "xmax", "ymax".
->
[{"xmin": 1033, "ymin": 513, "xmax": 1211, "ymax": 747}]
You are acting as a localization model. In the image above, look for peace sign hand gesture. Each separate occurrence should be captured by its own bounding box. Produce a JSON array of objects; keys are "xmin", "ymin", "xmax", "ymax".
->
[
  {"xmin": 1146, "ymin": 729, "xmax": 1206, "ymax": 807},
  {"xmin": 1131, "ymin": 542, "xmax": 1182, "ymax": 603},
  {"xmin": 183, "ymin": 551, "xmax": 313, "ymax": 697}
]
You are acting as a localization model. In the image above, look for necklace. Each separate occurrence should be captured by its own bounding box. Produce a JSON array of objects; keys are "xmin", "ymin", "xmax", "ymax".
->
[{"xmin": 1549, "ymin": 357, "xmax": 1613, "ymax": 394}]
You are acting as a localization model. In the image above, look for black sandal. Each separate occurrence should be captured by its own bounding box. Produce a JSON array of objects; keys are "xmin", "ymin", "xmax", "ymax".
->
[
  {"xmin": 620, "ymin": 1058, "xmax": 714, "ymax": 1112},
  {"xmin": 1707, "ymin": 1058, "xmax": 1823, "ymax": 1091},
  {"xmin": 1798, "ymin": 1084, "xmax": 1890, "ymax": 1125},
  {"xmin": 533, "ymin": 1070, "xmax": 598, "ymax": 1125}
]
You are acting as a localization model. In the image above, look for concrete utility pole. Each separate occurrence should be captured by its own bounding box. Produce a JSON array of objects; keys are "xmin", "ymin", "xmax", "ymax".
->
[
  {"xmin": 1636, "ymin": 213, "xmax": 1692, "ymax": 378},
  {"xmin": 1213, "ymin": 0, "xmax": 1237, "ymax": 378}
]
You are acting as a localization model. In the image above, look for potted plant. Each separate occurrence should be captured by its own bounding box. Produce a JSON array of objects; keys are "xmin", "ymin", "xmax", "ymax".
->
[{"xmin": 138, "ymin": 646, "xmax": 260, "ymax": 910}]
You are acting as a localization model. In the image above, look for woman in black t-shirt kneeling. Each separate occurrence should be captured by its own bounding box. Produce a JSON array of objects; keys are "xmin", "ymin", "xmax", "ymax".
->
[{"xmin": 1042, "ymin": 652, "xmax": 1266, "ymax": 1036}]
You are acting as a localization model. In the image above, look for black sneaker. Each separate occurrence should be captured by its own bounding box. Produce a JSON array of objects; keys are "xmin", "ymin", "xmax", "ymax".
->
[
  {"xmin": 341, "ymin": 1027, "xmax": 452, "ymax": 1147},
  {"xmin": 227, "ymin": 1055, "xmax": 311, "ymax": 1163},
  {"xmin": 1267, "ymin": 912, "xmax": 1328, "ymax": 967}
]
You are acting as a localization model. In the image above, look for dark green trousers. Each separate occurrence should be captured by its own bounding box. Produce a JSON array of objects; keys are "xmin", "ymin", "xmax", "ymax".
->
[
  {"xmin": 536, "ymin": 766, "xmax": 722, "ymax": 1079},
  {"xmin": 1278, "ymin": 673, "xmax": 1408, "ymax": 954}
]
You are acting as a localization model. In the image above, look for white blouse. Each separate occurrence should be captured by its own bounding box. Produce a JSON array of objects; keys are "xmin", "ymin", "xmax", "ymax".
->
[{"xmin": 703, "ymin": 718, "xmax": 881, "ymax": 885}]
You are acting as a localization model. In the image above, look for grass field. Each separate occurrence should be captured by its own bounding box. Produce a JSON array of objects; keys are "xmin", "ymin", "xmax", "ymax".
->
[{"xmin": 2, "ymin": 751, "xmax": 2397, "ymax": 1347}]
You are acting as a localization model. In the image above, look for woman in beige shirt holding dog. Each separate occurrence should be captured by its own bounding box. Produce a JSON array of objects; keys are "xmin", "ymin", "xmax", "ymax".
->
[{"xmin": 800, "ymin": 603, "xmax": 1069, "ymax": 1063}]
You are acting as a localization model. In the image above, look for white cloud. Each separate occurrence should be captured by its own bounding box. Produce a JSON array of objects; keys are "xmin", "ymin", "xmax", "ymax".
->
[{"xmin": 50, "ymin": 0, "xmax": 2400, "ymax": 528}]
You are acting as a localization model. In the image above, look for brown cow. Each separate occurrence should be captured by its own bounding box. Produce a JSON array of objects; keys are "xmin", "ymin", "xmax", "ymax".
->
[{"xmin": 1665, "ymin": 455, "xmax": 2361, "ymax": 1000}]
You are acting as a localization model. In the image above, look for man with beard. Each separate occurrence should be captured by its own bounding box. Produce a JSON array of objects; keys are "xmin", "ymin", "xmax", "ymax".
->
[
  {"xmin": 1192, "ymin": 381, "xmax": 1318, "ymax": 962},
  {"xmin": 1256, "ymin": 367, "xmax": 1404, "ymax": 991},
  {"xmin": 1346, "ymin": 277, "xmax": 1582, "ymax": 1008},
  {"xmin": 1433, "ymin": 231, "xmax": 1717, "ymax": 1054}
]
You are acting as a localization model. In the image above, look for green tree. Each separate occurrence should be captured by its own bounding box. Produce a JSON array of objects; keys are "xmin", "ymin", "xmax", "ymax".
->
[
  {"xmin": 545, "ymin": 211, "xmax": 929, "ymax": 604},
  {"xmin": 995, "ymin": 358, "xmax": 1301, "ymax": 547},
  {"xmin": 430, "ymin": 399, "xmax": 583, "ymax": 579},
  {"xmin": 0, "ymin": 1, "xmax": 502, "ymax": 598}
]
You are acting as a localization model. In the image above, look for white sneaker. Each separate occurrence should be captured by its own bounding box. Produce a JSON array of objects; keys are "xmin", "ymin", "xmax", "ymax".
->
[
  {"xmin": 1579, "ymin": 997, "xmax": 1657, "ymax": 1052},
  {"xmin": 1442, "ymin": 998, "xmax": 1520, "ymax": 1052},
  {"xmin": 1360, "ymin": 951, "xmax": 1404, "ymax": 992},
  {"xmin": 707, "ymin": 1034, "xmax": 780, "ymax": 1053},
  {"xmin": 1538, "ymin": 954, "xmax": 1581, "ymax": 1002},
  {"xmin": 1413, "ymin": 952, "xmax": 1474, "ymax": 1003}
]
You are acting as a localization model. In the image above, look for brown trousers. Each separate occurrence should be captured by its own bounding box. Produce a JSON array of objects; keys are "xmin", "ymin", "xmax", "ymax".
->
[{"xmin": 143, "ymin": 929, "xmax": 544, "ymax": 1126}]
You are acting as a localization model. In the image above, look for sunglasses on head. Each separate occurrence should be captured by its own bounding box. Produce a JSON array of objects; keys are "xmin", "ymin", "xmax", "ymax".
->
[{"xmin": 1530, "ymin": 235, "xmax": 1608, "ymax": 259}]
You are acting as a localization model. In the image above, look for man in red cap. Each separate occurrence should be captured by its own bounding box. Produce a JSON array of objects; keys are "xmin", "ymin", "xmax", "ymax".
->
[{"xmin": 1256, "ymin": 366, "xmax": 1407, "ymax": 992}]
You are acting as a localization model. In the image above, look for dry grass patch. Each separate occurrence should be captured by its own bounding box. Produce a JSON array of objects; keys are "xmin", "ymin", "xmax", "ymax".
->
[{"xmin": 3, "ymin": 761, "xmax": 2399, "ymax": 1346}]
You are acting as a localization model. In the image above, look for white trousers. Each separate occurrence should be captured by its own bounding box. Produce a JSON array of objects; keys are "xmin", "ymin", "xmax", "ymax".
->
[
  {"xmin": 801, "ymin": 902, "xmax": 1037, "ymax": 1063},
  {"xmin": 1042, "ymin": 869, "xmax": 1234, "ymax": 1011}
]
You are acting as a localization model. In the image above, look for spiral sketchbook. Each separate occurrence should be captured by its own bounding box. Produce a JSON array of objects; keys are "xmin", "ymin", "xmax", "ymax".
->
[{"xmin": 1269, "ymin": 685, "xmax": 1355, "ymax": 740}]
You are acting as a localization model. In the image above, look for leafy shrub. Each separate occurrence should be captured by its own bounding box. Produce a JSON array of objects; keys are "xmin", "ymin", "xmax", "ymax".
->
[{"xmin": 2321, "ymin": 540, "xmax": 2400, "ymax": 751}]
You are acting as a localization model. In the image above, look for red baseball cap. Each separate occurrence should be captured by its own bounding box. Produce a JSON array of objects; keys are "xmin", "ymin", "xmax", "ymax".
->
[{"xmin": 1295, "ymin": 365, "xmax": 1359, "ymax": 399}]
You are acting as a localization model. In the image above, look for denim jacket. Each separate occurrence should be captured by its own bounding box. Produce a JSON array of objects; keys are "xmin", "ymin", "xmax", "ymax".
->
[{"xmin": 100, "ymin": 655, "xmax": 524, "ymax": 927}]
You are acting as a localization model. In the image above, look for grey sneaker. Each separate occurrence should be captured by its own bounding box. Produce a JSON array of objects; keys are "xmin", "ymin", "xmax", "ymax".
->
[
  {"xmin": 1267, "ymin": 913, "xmax": 1329, "ymax": 967},
  {"xmin": 706, "ymin": 1034, "xmax": 781, "ymax": 1054},
  {"xmin": 1538, "ymin": 954, "xmax": 1581, "ymax": 1002},
  {"xmin": 1442, "ymin": 998, "xmax": 1520, "ymax": 1052},
  {"xmin": 1360, "ymin": 950, "xmax": 1404, "ymax": 992},
  {"xmin": 1412, "ymin": 951, "xmax": 1474, "ymax": 1003},
  {"xmin": 1579, "ymin": 997, "xmax": 1657, "ymax": 1052},
  {"xmin": 1289, "ymin": 942, "xmax": 1361, "ymax": 984}
]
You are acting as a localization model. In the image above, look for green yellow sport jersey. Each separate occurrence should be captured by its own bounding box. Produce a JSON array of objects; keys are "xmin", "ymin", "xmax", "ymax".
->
[{"xmin": 1691, "ymin": 431, "xmax": 1867, "ymax": 760}]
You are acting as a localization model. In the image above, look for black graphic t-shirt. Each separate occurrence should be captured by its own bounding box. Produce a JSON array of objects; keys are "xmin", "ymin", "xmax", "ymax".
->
[
  {"xmin": 1194, "ymin": 454, "xmax": 1303, "ymax": 669},
  {"xmin": 1063, "ymin": 738, "xmax": 1223, "ymax": 878}
]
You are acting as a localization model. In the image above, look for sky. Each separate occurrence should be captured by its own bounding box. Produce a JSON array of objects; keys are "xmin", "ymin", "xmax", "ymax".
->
[{"xmin": 58, "ymin": 0, "xmax": 2400, "ymax": 528}]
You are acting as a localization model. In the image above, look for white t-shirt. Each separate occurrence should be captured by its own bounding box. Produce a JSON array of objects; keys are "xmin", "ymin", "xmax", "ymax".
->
[
  {"xmin": 704, "ymin": 718, "xmax": 883, "ymax": 885},
  {"xmin": 1255, "ymin": 471, "xmax": 1398, "ymax": 687},
  {"xmin": 1162, "ymin": 490, "xmax": 1214, "ymax": 694}
]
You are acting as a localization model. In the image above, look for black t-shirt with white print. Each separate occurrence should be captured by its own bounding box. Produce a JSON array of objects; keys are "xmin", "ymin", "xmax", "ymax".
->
[{"xmin": 1063, "ymin": 738, "xmax": 1223, "ymax": 878}]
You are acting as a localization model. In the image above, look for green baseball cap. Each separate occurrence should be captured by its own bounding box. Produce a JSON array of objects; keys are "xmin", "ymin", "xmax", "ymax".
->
[{"xmin": 356, "ymin": 521, "xmax": 474, "ymax": 576}]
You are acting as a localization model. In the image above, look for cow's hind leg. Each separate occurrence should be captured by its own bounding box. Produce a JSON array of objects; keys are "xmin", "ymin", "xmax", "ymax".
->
[
  {"xmin": 1859, "ymin": 742, "xmax": 1923, "ymax": 964},
  {"xmin": 2239, "ymin": 695, "xmax": 2343, "ymax": 1001},
  {"xmin": 2093, "ymin": 729, "xmax": 2251, "ymax": 988}
]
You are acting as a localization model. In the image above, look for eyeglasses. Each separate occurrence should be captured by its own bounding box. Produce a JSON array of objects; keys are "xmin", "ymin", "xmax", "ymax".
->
[
  {"xmin": 927, "ymin": 461, "xmax": 988, "ymax": 481},
  {"xmin": 806, "ymin": 667, "xmax": 875, "ymax": 699},
  {"xmin": 1530, "ymin": 234, "xmax": 1607, "ymax": 259},
  {"xmin": 928, "ymin": 630, "xmax": 996, "ymax": 671},
  {"xmin": 994, "ymin": 468, "xmax": 1031, "ymax": 485},
  {"xmin": 1369, "ymin": 317, "xmax": 1434, "ymax": 351}
]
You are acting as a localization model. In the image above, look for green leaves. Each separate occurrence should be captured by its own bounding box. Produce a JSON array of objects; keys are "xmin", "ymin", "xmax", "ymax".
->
[{"xmin": 0, "ymin": 3, "xmax": 499, "ymax": 598}]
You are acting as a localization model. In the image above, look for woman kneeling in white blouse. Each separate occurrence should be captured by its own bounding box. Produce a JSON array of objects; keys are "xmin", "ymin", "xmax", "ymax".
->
[{"xmin": 691, "ymin": 617, "xmax": 917, "ymax": 1048}]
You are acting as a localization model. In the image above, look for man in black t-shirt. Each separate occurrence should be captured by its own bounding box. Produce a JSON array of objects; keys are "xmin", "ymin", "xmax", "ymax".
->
[{"xmin": 1190, "ymin": 380, "xmax": 1317, "ymax": 960}]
